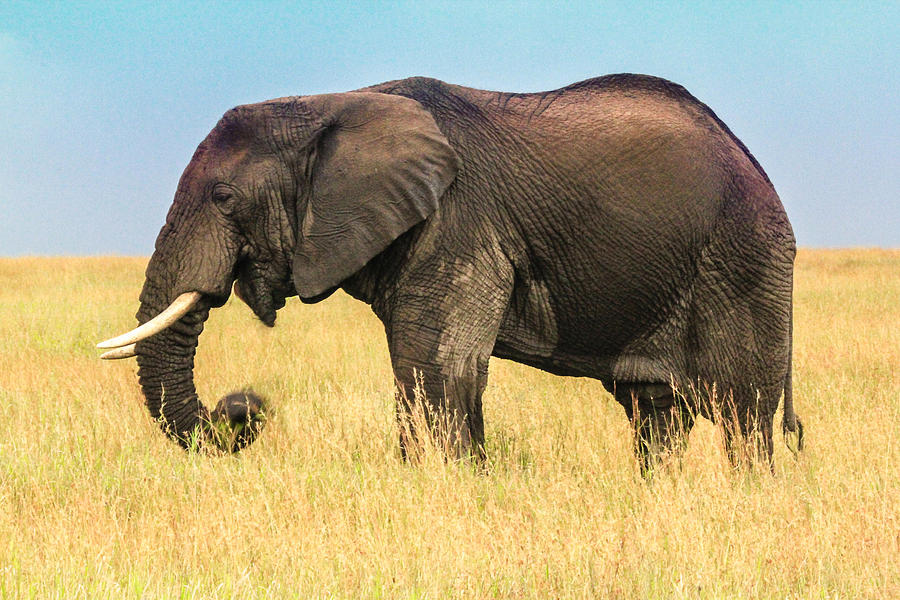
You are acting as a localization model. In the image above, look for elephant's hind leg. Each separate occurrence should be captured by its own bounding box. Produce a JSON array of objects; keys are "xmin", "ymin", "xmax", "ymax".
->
[
  {"xmin": 688, "ymin": 195, "xmax": 793, "ymax": 471},
  {"xmin": 615, "ymin": 382, "xmax": 696, "ymax": 476},
  {"xmin": 717, "ymin": 389, "xmax": 778, "ymax": 470}
]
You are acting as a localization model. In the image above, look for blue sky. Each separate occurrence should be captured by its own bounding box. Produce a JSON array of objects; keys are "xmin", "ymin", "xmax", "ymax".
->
[{"xmin": 1, "ymin": 1, "xmax": 897, "ymax": 254}]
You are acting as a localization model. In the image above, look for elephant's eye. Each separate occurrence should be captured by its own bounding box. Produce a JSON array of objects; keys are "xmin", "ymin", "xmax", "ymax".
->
[
  {"xmin": 211, "ymin": 186, "xmax": 240, "ymax": 214},
  {"xmin": 212, "ymin": 190, "xmax": 233, "ymax": 205}
]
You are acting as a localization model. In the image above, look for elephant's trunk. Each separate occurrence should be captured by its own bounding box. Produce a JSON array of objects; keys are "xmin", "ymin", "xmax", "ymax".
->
[
  {"xmin": 135, "ymin": 297, "xmax": 211, "ymax": 448},
  {"xmin": 133, "ymin": 295, "xmax": 265, "ymax": 453}
]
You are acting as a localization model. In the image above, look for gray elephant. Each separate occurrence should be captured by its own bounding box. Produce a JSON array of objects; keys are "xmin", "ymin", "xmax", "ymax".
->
[{"xmin": 99, "ymin": 74, "xmax": 803, "ymax": 470}]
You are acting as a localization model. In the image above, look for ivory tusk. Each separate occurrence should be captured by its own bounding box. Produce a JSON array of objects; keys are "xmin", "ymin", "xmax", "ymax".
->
[
  {"xmin": 100, "ymin": 343, "xmax": 137, "ymax": 360},
  {"xmin": 97, "ymin": 291, "xmax": 202, "ymax": 349}
]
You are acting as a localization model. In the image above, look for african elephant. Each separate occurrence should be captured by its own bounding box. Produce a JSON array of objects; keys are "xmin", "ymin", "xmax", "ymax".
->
[{"xmin": 99, "ymin": 74, "xmax": 803, "ymax": 470}]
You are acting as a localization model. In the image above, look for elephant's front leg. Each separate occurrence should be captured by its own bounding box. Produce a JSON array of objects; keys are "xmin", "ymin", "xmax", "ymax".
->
[
  {"xmin": 392, "ymin": 354, "xmax": 490, "ymax": 462},
  {"xmin": 385, "ymin": 267, "xmax": 512, "ymax": 462}
]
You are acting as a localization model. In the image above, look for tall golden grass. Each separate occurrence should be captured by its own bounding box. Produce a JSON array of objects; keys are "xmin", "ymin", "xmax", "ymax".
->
[{"xmin": 0, "ymin": 249, "xmax": 897, "ymax": 598}]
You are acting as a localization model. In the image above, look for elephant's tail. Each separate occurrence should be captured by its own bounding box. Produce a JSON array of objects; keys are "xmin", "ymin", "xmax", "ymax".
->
[{"xmin": 782, "ymin": 302, "xmax": 804, "ymax": 453}]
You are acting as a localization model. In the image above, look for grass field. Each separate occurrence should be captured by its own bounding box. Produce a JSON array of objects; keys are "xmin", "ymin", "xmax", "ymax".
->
[{"xmin": 0, "ymin": 250, "xmax": 897, "ymax": 598}]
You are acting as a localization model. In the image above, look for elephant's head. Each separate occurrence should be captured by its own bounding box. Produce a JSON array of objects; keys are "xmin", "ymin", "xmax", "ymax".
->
[{"xmin": 99, "ymin": 92, "xmax": 459, "ymax": 452}]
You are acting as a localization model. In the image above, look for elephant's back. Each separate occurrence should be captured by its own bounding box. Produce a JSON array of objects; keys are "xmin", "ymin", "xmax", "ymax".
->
[{"xmin": 366, "ymin": 74, "xmax": 773, "ymax": 192}]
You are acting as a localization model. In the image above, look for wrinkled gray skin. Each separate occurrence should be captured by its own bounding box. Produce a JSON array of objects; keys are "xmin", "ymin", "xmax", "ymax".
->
[{"xmin": 133, "ymin": 74, "xmax": 802, "ymax": 471}]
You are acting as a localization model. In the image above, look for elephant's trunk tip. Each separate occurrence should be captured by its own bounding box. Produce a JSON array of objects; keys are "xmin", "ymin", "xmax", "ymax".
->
[{"xmin": 208, "ymin": 390, "xmax": 269, "ymax": 453}]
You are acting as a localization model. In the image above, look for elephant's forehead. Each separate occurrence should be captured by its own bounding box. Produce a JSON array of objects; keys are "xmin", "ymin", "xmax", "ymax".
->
[{"xmin": 184, "ymin": 139, "xmax": 252, "ymax": 180}]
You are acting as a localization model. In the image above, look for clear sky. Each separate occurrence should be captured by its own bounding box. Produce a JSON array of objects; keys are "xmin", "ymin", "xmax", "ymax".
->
[{"xmin": 1, "ymin": 1, "xmax": 897, "ymax": 254}]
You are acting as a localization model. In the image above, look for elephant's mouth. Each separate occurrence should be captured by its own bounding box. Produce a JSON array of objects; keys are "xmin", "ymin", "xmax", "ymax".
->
[{"xmin": 233, "ymin": 261, "xmax": 292, "ymax": 327}]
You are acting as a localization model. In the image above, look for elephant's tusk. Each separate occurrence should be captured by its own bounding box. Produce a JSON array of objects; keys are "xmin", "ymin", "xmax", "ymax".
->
[
  {"xmin": 100, "ymin": 343, "xmax": 137, "ymax": 360},
  {"xmin": 97, "ymin": 291, "xmax": 202, "ymax": 349}
]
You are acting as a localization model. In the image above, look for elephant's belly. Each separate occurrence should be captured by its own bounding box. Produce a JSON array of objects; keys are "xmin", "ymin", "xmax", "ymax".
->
[
  {"xmin": 495, "ymin": 287, "xmax": 613, "ymax": 379},
  {"xmin": 492, "ymin": 337, "xmax": 677, "ymax": 388},
  {"xmin": 491, "ymin": 336, "xmax": 606, "ymax": 378},
  {"xmin": 493, "ymin": 278, "xmax": 680, "ymax": 383},
  {"xmin": 496, "ymin": 271, "xmax": 659, "ymax": 361}
]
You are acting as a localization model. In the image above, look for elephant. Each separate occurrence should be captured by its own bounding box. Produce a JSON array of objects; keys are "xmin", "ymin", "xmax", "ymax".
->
[{"xmin": 99, "ymin": 73, "xmax": 803, "ymax": 471}]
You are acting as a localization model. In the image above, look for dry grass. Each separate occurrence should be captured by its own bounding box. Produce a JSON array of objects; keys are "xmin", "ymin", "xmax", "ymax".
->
[{"xmin": 0, "ymin": 249, "xmax": 897, "ymax": 598}]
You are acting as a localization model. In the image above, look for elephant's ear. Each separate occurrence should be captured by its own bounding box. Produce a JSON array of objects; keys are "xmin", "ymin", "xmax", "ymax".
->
[{"xmin": 292, "ymin": 92, "xmax": 459, "ymax": 299}]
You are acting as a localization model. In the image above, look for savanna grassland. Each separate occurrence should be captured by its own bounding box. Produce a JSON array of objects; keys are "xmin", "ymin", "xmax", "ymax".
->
[{"xmin": 0, "ymin": 249, "xmax": 897, "ymax": 598}]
